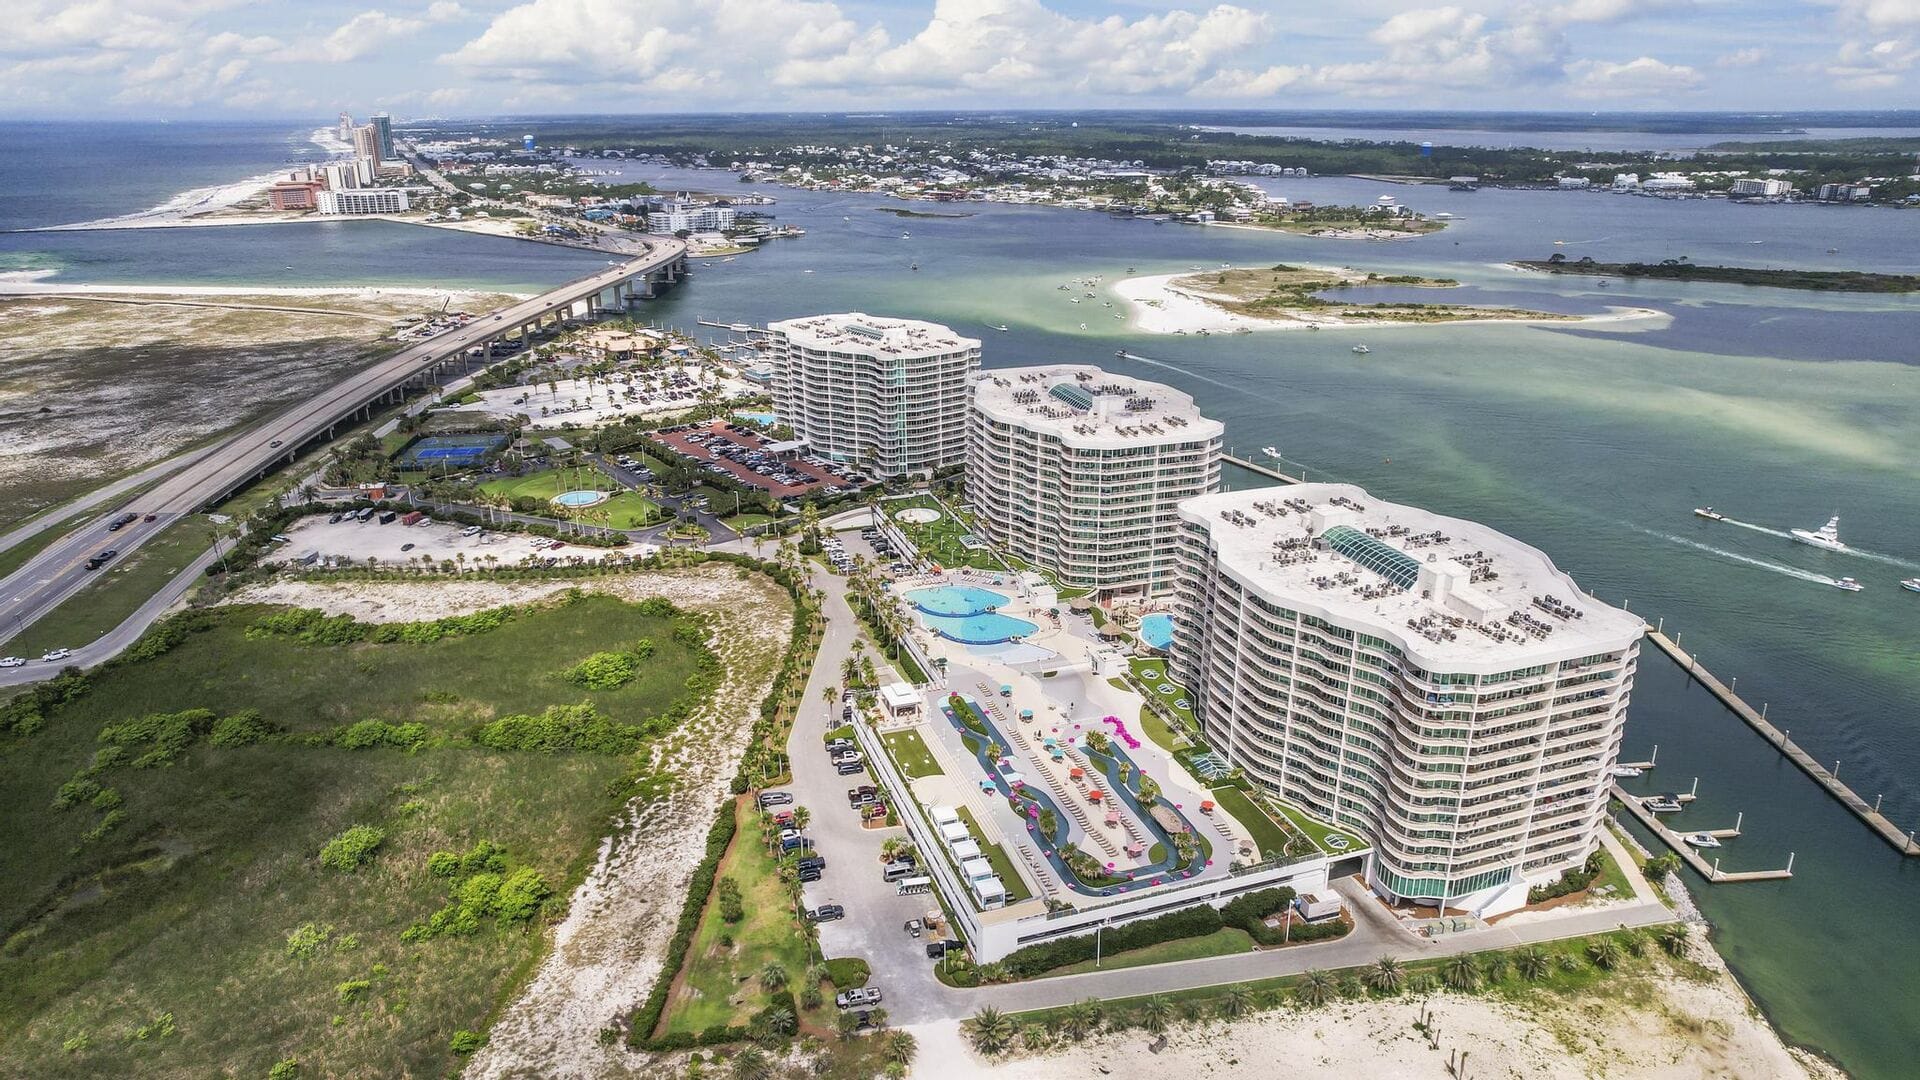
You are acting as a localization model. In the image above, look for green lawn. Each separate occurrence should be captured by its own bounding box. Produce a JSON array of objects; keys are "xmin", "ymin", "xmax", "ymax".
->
[
  {"xmin": 1208, "ymin": 785, "xmax": 1301, "ymax": 861},
  {"xmin": 597, "ymin": 491, "xmax": 664, "ymax": 529},
  {"xmin": 1138, "ymin": 705, "xmax": 1188, "ymax": 755},
  {"xmin": 1271, "ymin": 800, "xmax": 1367, "ymax": 855},
  {"xmin": 479, "ymin": 466, "xmax": 660, "ymax": 527},
  {"xmin": 1129, "ymin": 658, "xmax": 1197, "ymax": 731},
  {"xmin": 887, "ymin": 494, "xmax": 1004, "ymax": 572},
  {"xmin": 1040, "ymin": 927, "xmax": 1254, "ymax": 977},
  {"xmin": 0, "ymin": 595, "xmax": 715, "ymax": 1080},
  {"xmin": 952, "ymin": 806, "xmax": 1033, "ymax": 904},
  {"xmin": 882, "ymin": 728, "xmax": 944, "ymax": 779},
  {"xmin": 8, "ymin": 518, "xmax": 218, "ymax": 658},
  {"xmin": 660, "ymin": 798, "xmax": 819, "ymax": 1036},
  {"xmin": 1588, "ymin": 842, "xmax": 1635, "ymax": 899}
]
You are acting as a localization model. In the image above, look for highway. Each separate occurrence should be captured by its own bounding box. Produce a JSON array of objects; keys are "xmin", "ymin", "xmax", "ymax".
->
[{"xmin": 0, "ymin": 240, "xmax": 685, "ymax": 659}]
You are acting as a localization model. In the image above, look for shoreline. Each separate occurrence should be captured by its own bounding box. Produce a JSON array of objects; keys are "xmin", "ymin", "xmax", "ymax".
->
[
  {"xmin": 32, "ymin": 126, "xmax": 346, "ymax": 234},
  {"xmin": 0, "ymin": 279, "xmax": 532, "ymax": 301},
  {"xmin": 1113, "ymin": 269, "xmax": 1668, "ymax": 335}
]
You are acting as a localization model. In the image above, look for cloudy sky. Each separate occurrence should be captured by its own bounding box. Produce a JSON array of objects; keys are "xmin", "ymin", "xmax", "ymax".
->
[{"xmin": 3, "ymin": 0, "xmax": 1916, "ymax": 117}]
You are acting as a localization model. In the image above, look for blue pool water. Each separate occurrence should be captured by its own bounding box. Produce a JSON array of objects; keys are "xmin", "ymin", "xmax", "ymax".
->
[
  {"xmin": 1140, "ymin": 613, "xmax": 1175, "ymax": 650},
  {"xmin": 733, "ymin": 410, "xmax": 778, "ymax": 426},
  {"xmin": 924, "ymin": 611, "xmax": 1038, "ymax": 645},
  {"xmin": 907, "ymin": 585, "xmax": 1011, "ymax": 617},
  {"xmin": 552, "ymin": 490, "xmax": 606, "ymax": 507}
]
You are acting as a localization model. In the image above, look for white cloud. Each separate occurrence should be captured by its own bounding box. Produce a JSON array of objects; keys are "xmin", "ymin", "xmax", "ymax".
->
[
  {"xmin": 426, "ymin": 0, "xmax": 468, "ymax": 19},
  {"xmin": 315, "ymin": 11, "xmax": 430, "ymax": 62},
  {"xmin": 1567, "ymin": 55, "xmax": 1704, "ymax": 97},
  {"xmin": 1823, "ymin": 0, "xmax": 1920, "ymax": 32},
  {"xmin": 1715, "ymin": 47, "xmax": 1769, "ymax": 67},
  {"xmin": 203, "ymin": 31, "xmax": 285, "ymax": 56},
  {"xmin": 1826, "ymin": 37, "xmax": 1919, "ymax": 87},
  {"xmin": 4, "ymin": 0, "xmax": 243, "ymax": 57}
]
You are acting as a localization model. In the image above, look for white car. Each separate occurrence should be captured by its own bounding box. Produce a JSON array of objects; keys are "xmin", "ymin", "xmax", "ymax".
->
[
  {"xmin": 0, "ymin": 656, "xmax": 24, "ymax": 668},
  {"xmin": 40, "ymin": 648, "xmax": 73, "ymax": 662}
]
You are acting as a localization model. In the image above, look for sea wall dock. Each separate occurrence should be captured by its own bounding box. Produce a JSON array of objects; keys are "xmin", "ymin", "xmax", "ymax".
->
[
  {"xmin": 1643, "ymin": 628, "xmax": 1920, "ymax": 856},
  {"xmin": 1612, "ymin": 784, "xmax": 1793, "ymax": 883},
  {"xmin": 1223, "ymin": 454, "xmax": 1305, "ymax": 485}
]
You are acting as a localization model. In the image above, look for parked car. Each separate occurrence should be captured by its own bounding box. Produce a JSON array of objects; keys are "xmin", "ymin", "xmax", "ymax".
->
[
  {"xmin": 806, "ymin": 904, "xmax": 845, "ymax": 923},
  {"xmin": 825, "ymin": 738, "xmax": 855, "ymax": 754},
  {"xmin": 796, "ymin": 856, "xmax": 826, "ymax": 872},
  {"xmin": 835, "ymin": 987, "xmax": 883, "ymax": 1009},
  {"xmin": 756, "ymin": 790, "xmax": 793, "ymax": 808},
  {"xmin": 798, "ymin": 868, "xmax": 823, "ymax": 883},
  {"xmin": 40, "ymin": 648, "xmax": 72, "ymax": 662},
  {"xmin": 925, "ymin": 941, "xmax": 950, "ymax": 959},
  {"xmin": 904, "ymin": 918, "xmax": 922, "ymax": 938},
  {"xmin": 835, "ymin": 761, "xmax": 866, "ymax": 776},
  {"xmin": 0, "ymin": 656, "xmax": 25, "ymax": 668},
  {"xmin": 831, "ymin": 750, "xmax": 864, "ymax": 766}
]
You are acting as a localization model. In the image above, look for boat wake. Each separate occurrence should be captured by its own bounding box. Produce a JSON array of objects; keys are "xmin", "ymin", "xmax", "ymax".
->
[
  {"xmin": 1716, "ymin": 516, "xmax": 1795, "ymax": 541},
  {"xmin": 1639, "ymin": 528, "xmax": 1841, "ymax": 587},
  {"xmin": 1710, "ymin": 514, "xmax": 1920, "ymax": 571},
  {"xmin": 1114, "ymin": 350, "xmax": 1248, "ymax": 397}
]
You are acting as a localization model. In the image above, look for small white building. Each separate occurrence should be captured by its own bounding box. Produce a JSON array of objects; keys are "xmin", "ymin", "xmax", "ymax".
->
[
  {"xmin": 1295, "ymin": 891, "xmax": 1343, "ymax": 922},
  {"xmin": 939, "ymin": 820, "xmax": 972, "ymax": 846},
  {"xmin": 929, "ymin": 805, "xmax": 961, "ymax": 827},
  {"xmin": 960, "ymin": 856, "xmax": 995, "ymax": 882},
  {"xmin": 970, "ymin": 875, "xmax": 1008, "ymax": 908},
  {"xmin": 949, "ymin": 839, "xmax": 983, "ymax": 862},
  {"xmin": 880, "ymin": 681, "xmax": 921, "ymax": 717}
]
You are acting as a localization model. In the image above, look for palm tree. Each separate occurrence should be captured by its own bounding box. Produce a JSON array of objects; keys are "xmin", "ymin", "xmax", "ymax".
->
[
  {"xmin": 1058, "ymin": 1000, "xmax": 1094, "ymax": 1041},
  {"xmin": 754, "ymin": 1006, "xmax": 796, "ymax": 1045},
  {"xmin": 1217, "ymin": 985, "xmax": 1254, "ymax": 1019},
  {"xmin": 1621, "ymin": 929, "xmax": 1650, "ymax": 958},
  {"xmin": 1295, "ymin": 969, "xmax": 1337, "ymax": 1007},
  {"xmin": 1138, "ymin": 995, "xmax": 1173, "ymax": 1035},
  {"xmin": 964, "ymin": 1005, "xmax": 1017, "ymax": 1055},
  {"xmin": 1482, "ymin": 951, "xmax": 1511, "ymax": 983},
  {"xmin": 1442, "ymin": 953, "xmax": 1481, "ymax": 991},
  {"xmin": 882, "ymin": 1029, "xmax": 917, "ymax": 1067},
  {"xmin": 1366, "ymin": 956, "xmax": 1407, "ymax": 995},
  {"xmin": 1515, "ymin": 947, "xmax": 1551, "ymax": 981},
  {"xmin": 1588, "ymin": 937, "xmax": 1624, "ymax": 970},
  {"xmin": 791, "ymin": 805, "xmax": 811, "ymax": 831},
  {"xmin": 730, "ymin": 1046, "xmax": 774, "ymax": 1080},
  {"xmin": 758, "ymin": 961, "xmax": 789, "ymax": 991},
  {"xmin": 1656, "ymin": 924, "xmax": 1689, "ymax": 957}
]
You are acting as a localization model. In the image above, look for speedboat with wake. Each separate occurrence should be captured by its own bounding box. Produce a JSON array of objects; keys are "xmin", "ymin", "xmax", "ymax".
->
[
  {"xmin": 1262, "ymin": 446, "xmax": 1282, "ymax": 459},
  {"xmin": 1834, "ymin": 577, "xmax": 1864, "ymax": 592},
  {"xmin": 1791, "ymin": 515, "xmax": 1846, "ymax": 552},
  {"xmin": 1351, "ymin": 344, "xmax": 1371, "ymax": 355},
  {"xmin": 1903, "ymin": 578, "xmax": 1920, "ymax": 593},
  {"xmin": 1694, "ymin": 507, "xmax": 1724, "ymax": 521}
]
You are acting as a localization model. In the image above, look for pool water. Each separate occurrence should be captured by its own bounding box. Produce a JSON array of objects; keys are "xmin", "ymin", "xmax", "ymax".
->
[
  {"xmin": 1140, "ymin": 613, "xmax": 1175, "ymax": 650},
  {"xmin": 552, "ymin": 489, "xmax": 607, "ymax": 507},
  {"xmin": 907, "ymin": 585, "xmax": 1011, "ymax": 617},
  {"xmin": 733, "ymin": 410, "xmax": 778, "ymax": 426},
  {"xmin": 924, "ymin": 611, "xmax": 1038, "ymax": 644}
]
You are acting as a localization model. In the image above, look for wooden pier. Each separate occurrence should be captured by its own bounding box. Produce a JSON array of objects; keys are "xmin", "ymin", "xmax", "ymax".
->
[
  {"xmin": 1613, "ymin": 784, "xmax": 1792, "ymax": 883},
  {"xmin": 1643, "ymin": 628, "xmax": 1920, "ymax": 857},
  {"xmin": 1223, "ymin": 454, "xmax": 1306, "ymax": 485}
]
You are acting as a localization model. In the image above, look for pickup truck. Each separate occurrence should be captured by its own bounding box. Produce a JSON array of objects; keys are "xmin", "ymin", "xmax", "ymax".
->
[
  {"xmin": 106, "ymin": 512, "xmax": 138, "ymax": 532},
  {"xmin": 834, "ymin": 987, "xmax": 882, "ymax": 1009},
  {"xmin": 84, "ymin": 549, "xmax": 119, "ymax": 570}
]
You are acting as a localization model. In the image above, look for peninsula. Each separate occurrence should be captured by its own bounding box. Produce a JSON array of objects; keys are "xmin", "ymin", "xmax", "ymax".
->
[
  {"xmin": 1515, "ymin": 258, "xmax": 1920, "ymax": 292},
  {"xmin": 1116, "ymin": 263, "xmax": 1660, "ymax": 334}
]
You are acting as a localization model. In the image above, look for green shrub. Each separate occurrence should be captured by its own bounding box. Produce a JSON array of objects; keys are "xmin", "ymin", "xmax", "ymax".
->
[
  {"xmin": 268, "ymin": 1059, "xmax": 299, "ymax": 1079},
  {"xmin": 998, "ymin": 904, "xmax": 1224, "ymax": 979},
  {"xmin": 331, "ymin": 719, "xmax": 429, "ymax": 751},
  {"xmin": 475, "ymin": 702, "xmax": 645, "ymax": 755},
  {"xmin": 52, "ymin": 776, "xmax": 102, "ymax": 810},
  {"xmin": 99, "ymin": 708, "xmax": 218, "ymax": 768},
  {"xmin": 285, "ymin": 922, "xmax": 334, "ymax": 959},
  {"xmin": 561, "ymin": 639, "xmax": 656, "ymax": 690},
  {"xmin": 318, "ymin": 825, "xmax": 386, "ymax": 872},
  {"xmin": 1529, "ymin": 851, "xmax": 1604, "ymax": 903},
  {"xmin": 208, "ymin": 709, "xmax": 281, "ymax": 748},
  {"xmin": 336, "ymin": 979, "xmax": 371, "ymax": 1003},
  {"xmin": 459, "ymin": 840, "xmax": 508, "ymax": 875},
  {"xmin": 249, "ymin": 608, "xmax": 367, "ymax": 645},
  {"xmin": 450, "ymin": 1030, "xmax": 487, "ymax": 1054},
  {"xmin": 495, "ymin": 867, "xmax": 552, "ymax": 924},
  {"xmin": 823, "ymin": 957, "xmax": 870, "ymax": 988},
  {"xmin": 427, "ymin": 851, "xmax": 460, "ymax": 877},
  {"xmin": 717, "ymin": 877, "xmax": 744, "ymax": 923}
]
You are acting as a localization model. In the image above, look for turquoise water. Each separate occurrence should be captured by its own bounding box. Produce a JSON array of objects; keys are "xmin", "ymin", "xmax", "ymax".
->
[
  {"xmin": 1140, "ymin": 613, "xmax": 1174, "ymax": 650},
  {"xmin": 552, "ymin": 490, "xmax": 605, "ymax": 507},
  {"xmin": 733, "ymin": 410, "xmax": 778, "ymax": 425},
  {"xmin": 906, "ymin": 585, "xmax": 1011, "ymax": 617}
]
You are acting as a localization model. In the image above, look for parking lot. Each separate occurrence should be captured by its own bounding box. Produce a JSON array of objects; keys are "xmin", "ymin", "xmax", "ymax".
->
[
  {"xmin": 267, "ymin": 512, "xmax": 635, "ymax": 568},
  {"xmin": 655, "ymin": 420, "xmax": 870, "ymax": 499}
]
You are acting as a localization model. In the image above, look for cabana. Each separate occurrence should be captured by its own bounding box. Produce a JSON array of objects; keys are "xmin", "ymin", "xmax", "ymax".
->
[{"xmin": 879, "ymin": 681, "xmax": 921, "ymax": 718}]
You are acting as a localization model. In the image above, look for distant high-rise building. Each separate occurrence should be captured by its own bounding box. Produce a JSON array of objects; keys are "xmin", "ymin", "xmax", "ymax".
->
[
  {"xmin": 317, "ymin": 188, "xmax": 408, "ymax": 215},
  {"xmin": 321, "ymin": 162, "xmax": 359, "ymax": 190},
  {"xmin": 370, "ymin": 113, "xmax": 394, "ymax": 160},
  {"xmin": 352, "ymin": 124, "xmax": 383, "ymax": 169},
  {"xmin": 337, "ymin": 112, "xmax": 354, "ymax": 143}
]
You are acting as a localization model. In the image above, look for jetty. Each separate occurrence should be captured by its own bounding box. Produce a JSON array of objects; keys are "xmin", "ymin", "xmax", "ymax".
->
[
  {"xmin": 1613, "ymin": 783, "xmax": 1792, "ymax": 883},
  {"xmin": 1644, "ymin": 628, "xmax": 1920, "ymax": 857},
  {"xmin": 1224, "ymin": 454, "xmax": 1306, "ymax": 485}
]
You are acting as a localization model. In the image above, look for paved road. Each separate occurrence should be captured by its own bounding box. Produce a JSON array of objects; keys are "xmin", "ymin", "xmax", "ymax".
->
[
  {"xmin": 0, "ymin": 544, "xmax": 221, "ymax": 686},
  {"xmin": 0, "ymin": 444, "xmax": 221, "ymax": 560},
  {"xmin": 0, "ymin": 242, "xmax": 685, "ymax": 653}
]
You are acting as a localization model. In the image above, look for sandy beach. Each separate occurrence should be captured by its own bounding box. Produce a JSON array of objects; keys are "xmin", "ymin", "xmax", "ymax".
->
[
  {"xmin": 0, "ymin": 279, "xmax": 530, "ymax": 300},
  {"xmin": 1114, "ymin": 270, "xmax": 1668, "ymax": 335},
  {"xmin": 905, "ymin": 926, "xmax": 1841, "ymax": 1080}
]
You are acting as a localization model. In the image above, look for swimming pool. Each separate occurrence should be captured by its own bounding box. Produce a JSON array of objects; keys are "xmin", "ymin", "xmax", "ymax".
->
[
  {"xmin": 1140, "ymin": 613, "xmax": 1175, "ymax": 650},
  {"xmin": 733, "ymin": 410, "xmax": 778, "ymax": 426},
  {"xmin": 552, "ymin": 489, "xmax": 610, "ymax": 508},
  {"xmin": 907, "ymin": 585, "xmax": 1011, "ymax": 618},
  {"xmin": 924, "ymin": 610, "xmax": 1038, "ymax": 645}
]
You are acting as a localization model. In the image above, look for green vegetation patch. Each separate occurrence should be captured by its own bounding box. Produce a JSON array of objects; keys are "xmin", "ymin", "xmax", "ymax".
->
[
  {"xmin": 881, "ymin": 728, "xmax": 943, "ymax": 779},
  {"xmin": 1516, "ymin": 257, "xmax": 1920, "ymax": 293},
  {"xmin": 0, "ymin": 593, "xmax": 716, "ymax": 1079},
  {"xmin": 7, "ymin": 518, "xmax": 219, "ymax": 658}
]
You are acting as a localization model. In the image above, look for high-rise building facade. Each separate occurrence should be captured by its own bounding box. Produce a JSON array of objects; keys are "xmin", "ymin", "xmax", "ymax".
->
[
  {"xmin": 767, "ymin": 313, "xmax": 980, "ymax": 479},
  {"xmin": 1169, "ymin": 483, "xmax": 1641, "ymax": 917},
  {"xmin": 352, "ymin": 124, "xmax": 383, "ymax": 169},
  {"xmin": 337, "ymin": 112, "xmax": 354, "ymax": 143},
  {"xmin": 369, "ymin": 113, "xmax": 394, "ymax": 160},
  {"xmin": 967, "ymin": 365, "xmax": 1222, "ymax": 599},
  {"xmin": 317, "ymin": 188, "xmax": 409, "ymax": 215}
]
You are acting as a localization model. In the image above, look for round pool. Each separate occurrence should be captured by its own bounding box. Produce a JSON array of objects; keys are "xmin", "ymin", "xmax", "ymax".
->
[
  {"xmin": 895, "ymin": 507, "xmax": 942, "ymax": 525},
  {"xmin": 552, "ymin": 489, "xmax": 611, "ymax": 508},
  {"xmin": 907, "ymin": 585, "xmax": 1010, "ymax": 618}
]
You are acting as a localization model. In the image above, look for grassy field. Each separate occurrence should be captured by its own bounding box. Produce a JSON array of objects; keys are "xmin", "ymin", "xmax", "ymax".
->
[
  {"xmin": 1129, "ymin": 658, "xmax": 1197, "ymax": 731},
  {"xmin": 1137, "ymin": 705, "xmax": 1188, "ymax": 755},
  {"xmin": 7, "ymin": 519, "xmax": 218, "ymax": 658},
  {"xmin": 953, "ymin": 806, "xmax": 1032, "ymax": 904},
  {"xmin": 479, "ymin": 466, "xmax": 661, "ymax": 528},
  {"xmin": 659, "ymin": 798, "xmax": 820, "ymax": 1037},
  {"xmin": 888, "ymin": 494, "xmax": 1004, "ymax": 572},
  {"xmin": 881, "ymin": 728, "xmax": 943, "ymax": 779},
  {"xmin": 1207, "ymin": 785, "xmax": 1301, "ymax": 861},
  {"xmin": 0, "ymin": 594, "xmax": 709, "ymax": 1079},
  {"xmin": 1041, "ymin": 927, "xmax": 1254, "ymax": 977},
  {"xmin": 1271, "ymin": 800, "xmax": 1367, "ymax": 854}
]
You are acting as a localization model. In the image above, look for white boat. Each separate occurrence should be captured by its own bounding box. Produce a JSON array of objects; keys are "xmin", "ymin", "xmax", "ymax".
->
[
  {"xmin": 1351, "ymin": 344, "xmax": 1371, "ymax": 355},
  {"xmin": 1902, "ymin": 578, "xmax": 1920, "ymax": 593},
  {"xmin": 1684, "ymin": 832, "xmax": 1722, "ymax": 849},
  {"xmin": 1078, "ymin": 323, "xmax": 1088, "ymax": 330},
  {"xmin": 1262, "ymin": 446, "xmax": 1282, "ymax": 459},
  {"xmin": 1694, "ymin": 507, "xmax": 1724, "ymax": 521},
  {"xmin": 1833, "ymin": 577, "xmax": 1864, "ymax": 592},
  {"xmin": 989, "ymin": 324, "xmax": 1010, "ymax": 332},
  {"xmin": 1643, "ymin": 796, "xmax": 1684, "ymax": 813},
  {"xmin": 1608, "ymin": 765, "xmax": 1643, "ymax": 778},
  {"xmin": 1791, "ymin": 515, "xmax": 1846, "ymax": 551}
]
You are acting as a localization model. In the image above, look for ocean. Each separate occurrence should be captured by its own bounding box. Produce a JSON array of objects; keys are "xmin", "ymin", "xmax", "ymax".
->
[{"xmin": 7, "ymin": 121, "xmax": 1920, "ymax": 1079}]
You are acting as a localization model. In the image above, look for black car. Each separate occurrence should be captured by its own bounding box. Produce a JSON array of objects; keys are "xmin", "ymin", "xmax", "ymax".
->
[
  {"xmin": 806, "ymin": 904, "xmax": 845, "ymax": 923},
  {"xmin": 836, "ymin": 761, "xmax": 866, "ymax": 776},
  {"xmin": 925, "ymin": 941, "xmax": 949, "ymax": 959},
  {"xmin": 796, "ymin": 855, "xmax": 826, "ymax": 871},
  {"xmin": 798, "ymin": 868, "xmax": 823, "ymax": 883}
]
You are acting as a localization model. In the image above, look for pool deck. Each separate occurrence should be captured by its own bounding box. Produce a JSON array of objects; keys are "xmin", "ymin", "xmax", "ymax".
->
[{"xmin": 892, "ymin": 569, "xmax": 1263, "ymax": 916}]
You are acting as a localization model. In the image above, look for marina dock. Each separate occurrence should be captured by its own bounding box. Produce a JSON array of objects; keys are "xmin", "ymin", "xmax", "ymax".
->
[
  {"xmin": 1224, "ymin": 454, "xmax": 1306, "ymax": 485},
  {"xmin": 1643, "ymin": 628, "xmax": 1920, "ymax": 857},
  {"xmin": 1612, "ymin": 783, "xmax": 1793, "ymax": 883}
]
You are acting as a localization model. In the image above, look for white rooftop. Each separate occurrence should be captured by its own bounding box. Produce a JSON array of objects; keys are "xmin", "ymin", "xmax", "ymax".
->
[
  {"xmin": 769, "ymin": 312, "xmax": 979, "ymax": 359},
  {"xmin": 1179, "ymin": 483, "xmax": 1642, "ymax": 670},
  {"xmin": 972, "ymin": 364, "xmax": 1223, "ymax": 449}
]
